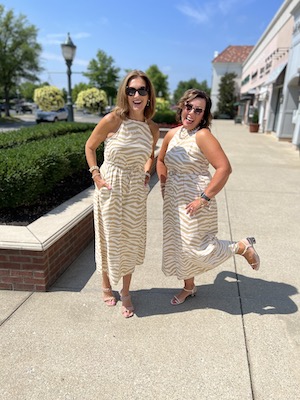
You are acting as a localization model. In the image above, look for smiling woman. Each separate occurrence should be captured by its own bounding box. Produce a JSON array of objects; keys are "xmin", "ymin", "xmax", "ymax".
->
[{"xmin": 85, "ymin": 69, "xmax": 160, "ymax": 318}]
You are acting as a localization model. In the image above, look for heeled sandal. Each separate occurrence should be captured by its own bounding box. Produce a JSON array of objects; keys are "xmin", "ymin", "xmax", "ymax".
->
[
  {"xmin": 102, "ymin": 287, "xmax": 117, "ymax": 306},
  {"xmin": 171, "ymin": 286, "xmax": 197, "ymax": 305},
  {"xmin": 240, "ymin": 237, "xmax": 260, "ymax": 271},
  {"xmin": 120, "ymin": 291, "xmax": 134, "ymax": 318}
]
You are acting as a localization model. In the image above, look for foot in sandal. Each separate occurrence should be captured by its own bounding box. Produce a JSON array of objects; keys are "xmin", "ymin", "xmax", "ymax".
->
[
  {"xmin": 102, "ymin": 287, "xmax": 117, "ymax": 306},
  {"xmin": 120, "ymin": 291, "xmax": 134, "ymax": 318},
  {"xmin": 238, "ymin": 237, "xmax": 260, "ymax": 271}
]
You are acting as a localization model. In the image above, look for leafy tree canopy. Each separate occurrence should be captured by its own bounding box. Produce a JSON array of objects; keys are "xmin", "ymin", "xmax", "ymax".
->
[
  {"xmin": 173, "ymin": 79, "xmax": 210, "ymax": 105},
  {"xmin": 146, "ymin": 65, "xmax": 169, "ymax": 99},
  {"xmin": 83, "ymin": 50, "xmax": 120, "ymax": 100},
  {"xmin": 0, "ymin": 5, "xmax": 42, "ymax": 115},
  {"xmin": 216, "ymin": 72, "xmax": 237, "ymax": 118},
  {"xmin": 72, "ymin": 82, "xmax": 91, "ymax": 104}
]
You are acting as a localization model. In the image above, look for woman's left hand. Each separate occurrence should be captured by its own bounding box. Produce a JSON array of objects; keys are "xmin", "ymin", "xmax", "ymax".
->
[{"xmin": 186, "ymin": 198, "xmax": 208, "ymax": 216}]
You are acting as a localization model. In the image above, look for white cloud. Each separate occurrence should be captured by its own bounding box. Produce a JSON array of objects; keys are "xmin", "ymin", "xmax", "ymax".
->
[
  {"xmin": 218, "ymin": 0, "xmax": 242, "ymax": 14},
  {"xmin": 176, "ymin": 0, "xmax": 246, "ymax": 23},
  {"xmin": 176, "ymin": 3, "xmax": 210, "ymax": 24},
  {"xmin": 41, "ymin": 51, "xmax": 89, "ymax": 69},
  {"xmin": 40, "ymin": 32, "xmax": 91, "ymax": 45}
]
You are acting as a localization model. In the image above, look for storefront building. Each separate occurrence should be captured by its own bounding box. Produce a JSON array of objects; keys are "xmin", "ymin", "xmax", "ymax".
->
[{"xmin": 240, "ymin": 0, "xmax": 300, "ymax": 148}]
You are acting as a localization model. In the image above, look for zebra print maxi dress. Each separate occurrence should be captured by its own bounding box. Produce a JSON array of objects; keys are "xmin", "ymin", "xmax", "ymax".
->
[
  {"xmin": 93, "ymin": 119, "xmax": 153, "ymax": 286},
  {"xmin": 162, "ymin": 126, "xmax": 238, "ymax": 280}
]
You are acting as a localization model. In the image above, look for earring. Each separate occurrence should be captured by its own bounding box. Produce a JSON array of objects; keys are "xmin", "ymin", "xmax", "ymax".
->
[
  {"xmin": 201, "ymin": 119, "xmax": 206, "ymax": 126},
  {"xmin": 146, "ymin": 99, "xmax": 150, "ymax": 106}
]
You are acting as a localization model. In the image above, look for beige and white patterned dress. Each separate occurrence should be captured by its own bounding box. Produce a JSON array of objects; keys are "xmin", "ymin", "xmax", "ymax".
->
[
  {"xmin": 93, "ymin": 119, "xmax": 153, "ymax": 285},
  {"xmin": 163, "ymin": 126, "xmax": 237, "ymax": 280}
]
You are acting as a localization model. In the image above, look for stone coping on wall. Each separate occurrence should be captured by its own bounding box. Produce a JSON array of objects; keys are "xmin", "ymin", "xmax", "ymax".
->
[{"xmin": 0, "ymin": 188, "xmax": 94, "ymax": 252}]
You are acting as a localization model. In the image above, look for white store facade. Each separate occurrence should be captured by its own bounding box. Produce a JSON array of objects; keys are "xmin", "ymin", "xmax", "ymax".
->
[{"xmin": 240, "ymin": 0, "xmax": 300, "ymax": 148}]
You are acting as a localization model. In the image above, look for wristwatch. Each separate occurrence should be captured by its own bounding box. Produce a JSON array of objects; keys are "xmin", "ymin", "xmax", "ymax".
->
[{"xmin": 200, "ymin": 192, "xmax": 211, "ymax": 201}]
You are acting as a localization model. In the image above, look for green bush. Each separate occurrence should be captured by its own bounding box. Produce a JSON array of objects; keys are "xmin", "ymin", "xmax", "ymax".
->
[
  {"xmin": 252, "ymin": 109, "xmax": 259, "ymax": 124},
  {"xmin": 0, "ymin": 121, "xmax": 96, "ymax": 149},
  {"xmin": 0, "ymin": 123, "xmax": 103, "ymax": 208},
  {"xmin": 153, "ymin": 110, "xmax": 177, "ymax": 125}
]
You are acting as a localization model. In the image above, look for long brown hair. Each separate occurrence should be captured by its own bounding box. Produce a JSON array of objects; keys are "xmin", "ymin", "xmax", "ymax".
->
[
  {"xmin": 114, "ymin": 70, "xmax": 156, "ymax": 120},
  {"xmin": 176, "ymin": 89, "xmax": 212, "ymax": 129}
]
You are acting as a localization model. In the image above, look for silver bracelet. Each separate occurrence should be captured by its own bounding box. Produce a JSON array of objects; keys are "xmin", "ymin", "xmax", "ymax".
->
[
  {"xmin": 145, "ymin": 172, "xmax": 151, "ymax": 178},
  {"xmin": 92, "ymin": 173, "xmax": 101, "ymax": 180}
]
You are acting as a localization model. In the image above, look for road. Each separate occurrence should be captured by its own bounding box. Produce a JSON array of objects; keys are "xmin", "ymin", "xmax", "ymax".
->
[{"xmin": 0, "ymin": 110, "xmax": 102, "ymax": 132}]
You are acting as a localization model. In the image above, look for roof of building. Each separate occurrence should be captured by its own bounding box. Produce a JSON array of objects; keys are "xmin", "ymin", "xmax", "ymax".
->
[{"xmin": 212, "ymin": 45, "xmax": 254, "ymax": 63}]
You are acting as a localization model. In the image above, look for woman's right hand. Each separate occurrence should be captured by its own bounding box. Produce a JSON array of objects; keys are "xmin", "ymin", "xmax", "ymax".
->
[{"xmin": 93, "ymin": 175, "xmax": 112, "ymax": 190}]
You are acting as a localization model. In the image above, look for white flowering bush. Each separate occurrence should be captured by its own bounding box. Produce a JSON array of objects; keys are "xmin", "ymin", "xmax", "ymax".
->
[
  {"xmin": 76, "ymin": 88, "xmax": 108, "ymax": 113},
  {"xmin": 34, "ymin": 86, "xmax": 65, "ymax": 111},
  {"xmin": 156, "ymin": 98, "xmax": 171, "ymax": 111}
]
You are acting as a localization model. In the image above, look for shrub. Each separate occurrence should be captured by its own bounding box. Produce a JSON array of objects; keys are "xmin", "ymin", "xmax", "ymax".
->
[
  {"xmin": 153, "ymin": 110, "xmax": 177, "ymax": 125},
  {"xmin": 251, "ymin": 109, "xmax": 259, "ymax": 124},
  {"xmin": 34, "ymin": 86, "xmax": 65, "ymax": 111},
  {"xmin": 0, "ymin": 123, "xmax": 103, "ymax": 208},
  {"xmin": 0, "ymin": 122, "xmax": 95, "ymax": 149}
]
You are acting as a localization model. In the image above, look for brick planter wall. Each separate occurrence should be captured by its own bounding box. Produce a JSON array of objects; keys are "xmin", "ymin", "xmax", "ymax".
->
[
  {"xmin": 0, "ymin": 188, "xmax": 94, "ymax": 292},
  {"xmin": 0, "ymin": 213, "xmax": 93, "ymax": 291}
]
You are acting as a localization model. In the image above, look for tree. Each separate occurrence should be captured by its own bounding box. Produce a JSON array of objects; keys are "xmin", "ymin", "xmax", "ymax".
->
[
  {"xmin": 75, "ymin": 87, "xmax": 108, "ymax": 114},
  {"xmin": 33, "ymin": 86, "xmax": 65, "ymax": 111},
  {"xmin": 18, "ymin": 82, "xmax": 41, "ymax": 102},
  {"xmin": 83, "ymin": 50, "xmax": 120, "ymax": 101},
  {"xmin": 0, "ymin": 5, "xmax": 42, "ymax": 116},
  {"xmin": 216, "ymin": 72, "xmax": 237, "ymax": 118},
  {"xmin": 72, "ymin": 82, "xmax": 91, "ymax": 104},
  {"xmin": 146, "ymin": 65, "xmax": 169, "ymax": 99},
  {"xmin": 173, "ymin": 79, "xmax": 210, "ymax": 105}
]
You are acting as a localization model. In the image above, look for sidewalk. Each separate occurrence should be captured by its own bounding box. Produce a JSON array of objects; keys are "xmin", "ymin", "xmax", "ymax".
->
[{"xmin": 1, "ymin": 120, "xmax": 300, "ymax": 400}]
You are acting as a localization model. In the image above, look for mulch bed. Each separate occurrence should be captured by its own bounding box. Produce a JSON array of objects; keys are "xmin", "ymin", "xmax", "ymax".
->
[{"xmin": 0, "ymin": 170, "xmax": 93, "ymax": 226}]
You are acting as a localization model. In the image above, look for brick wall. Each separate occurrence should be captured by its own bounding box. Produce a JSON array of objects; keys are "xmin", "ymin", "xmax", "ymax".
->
[{"xmin": 0, "ymin": 213, "xmax": 94, "ymax": 291}]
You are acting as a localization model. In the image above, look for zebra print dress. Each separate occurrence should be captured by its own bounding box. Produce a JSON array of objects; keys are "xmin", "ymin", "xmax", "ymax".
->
[
  {"xmin": 93, "ymin": 119, "xmax": 153, "ymax": 285},
  {"xmin": 162, "ymin": 126, "xmax": 237, "ymax": 280}
]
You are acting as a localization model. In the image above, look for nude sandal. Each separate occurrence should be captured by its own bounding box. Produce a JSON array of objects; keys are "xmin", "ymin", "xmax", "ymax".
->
[
  {"xmin": 240, "ymin": 237, "xmax": 260, "ymax": 271},
  {"xmin": 102, "ymin": 287, "xmax": 117, "ymax": 306},
  {"xmin": 120, "ymin": 291, "xmax": 134, "ymax": 318},
  {"xmin": 171, "ymin": 286, "xmax": 197, "ymax": 305}
]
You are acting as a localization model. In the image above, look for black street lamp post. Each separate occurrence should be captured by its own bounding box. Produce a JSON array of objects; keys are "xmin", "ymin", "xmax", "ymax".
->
[{"xmin": 61, "ymin": 33, "xmax": 76, "ymax": 122}]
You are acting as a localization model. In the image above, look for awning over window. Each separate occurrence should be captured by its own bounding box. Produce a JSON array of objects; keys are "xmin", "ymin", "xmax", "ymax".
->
[{"xmin": 264, "ymin": 62, "xmax": 287, "ymax": 85}]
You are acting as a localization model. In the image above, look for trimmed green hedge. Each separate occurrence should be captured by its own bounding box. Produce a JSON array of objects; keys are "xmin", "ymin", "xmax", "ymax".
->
[
  {"xmin": 153, "ymin": 110, "xmax": 177, "ymax": 125},
  {"xmin": 0, "ymin": 122, "xmax": 95, "ymax": 149},
  {"xmin": 0, "ymin": 122, "xmax": 104, "ymax": 208}
]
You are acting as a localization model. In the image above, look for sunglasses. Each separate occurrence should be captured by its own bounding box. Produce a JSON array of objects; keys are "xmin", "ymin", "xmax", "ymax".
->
[
  {"xmin": 126, "ymin": 86, "xmax": 149, "ymax": 96},
  {"xmin": 185, "ymin": 103, "xmax": 204, "ymax": 115}
]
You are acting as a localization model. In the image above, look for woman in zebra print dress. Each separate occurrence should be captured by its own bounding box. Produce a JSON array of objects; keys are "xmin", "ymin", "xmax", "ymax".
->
[
  {"xmin": 157, "ymin": 89, "xmax": 260, "ymax": 305},
  {"xmin": 85, "ymin": 70, "xmax": 159, "ymax": 317}
]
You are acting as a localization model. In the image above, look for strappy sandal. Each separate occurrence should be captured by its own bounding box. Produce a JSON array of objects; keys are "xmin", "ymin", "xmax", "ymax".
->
[
  {"xmin": 102, "ymin": 287, "xmax": 117, "ymax": 306},
  {"xmin": 120, "ymin": 291, "xmax": 134, "ymax": 318},
  {"xmin": 171, "ymin": 286, "xmax": 197, "ymax": 305},
  {"xmin": 240, "ymin": 237, "xmax": 260, "ymax": 271}
]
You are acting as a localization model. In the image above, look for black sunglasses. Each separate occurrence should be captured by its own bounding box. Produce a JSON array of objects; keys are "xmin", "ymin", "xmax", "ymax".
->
[
  {"xmin": 126, "ymin": 86, "xmax": 149, "ymax": 96},
  {"xmin": 185, "ymin": 103, "xmax": 204, "ymax": 115}
]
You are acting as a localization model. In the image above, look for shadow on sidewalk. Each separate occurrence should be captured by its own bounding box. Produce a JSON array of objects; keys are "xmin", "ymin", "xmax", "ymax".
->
[{"xmin": 131, "ymin": 271, "xmax": 298, "ymax": 318}]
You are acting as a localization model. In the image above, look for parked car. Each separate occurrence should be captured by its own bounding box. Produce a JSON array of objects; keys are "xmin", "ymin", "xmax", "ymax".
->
[
  {"xmin": 15, "ymin": 103, "xmax": 34, "ymax": 114},
  {"xmin": 36, "ymin": 107, "xmax": 68, "ymax": 123}
]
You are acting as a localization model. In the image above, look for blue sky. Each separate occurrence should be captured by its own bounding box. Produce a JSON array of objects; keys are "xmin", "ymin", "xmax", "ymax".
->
[{"xmin": 5, "ymin": 0, "xmax": 284, "ymax": 94}]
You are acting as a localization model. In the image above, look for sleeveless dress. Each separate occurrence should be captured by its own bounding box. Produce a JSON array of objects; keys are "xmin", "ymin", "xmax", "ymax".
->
[
  {"xmin": 162, "ymin": 126, "xmax": 238, "ymax": 280},
  {"xmin": 93, "ymin": 119, "xmax": 153, "ymax": 285}
]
